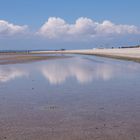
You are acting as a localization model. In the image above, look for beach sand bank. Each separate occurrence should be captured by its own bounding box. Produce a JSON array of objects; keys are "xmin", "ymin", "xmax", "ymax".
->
[{"xmin": 30, "ymin": 47, "xmax": 140, "ymax": 62}]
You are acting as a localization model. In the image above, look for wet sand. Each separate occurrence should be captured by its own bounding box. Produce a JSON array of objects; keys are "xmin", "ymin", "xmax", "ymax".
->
[{"xmin": 0, "ymin": 54, "xmax": 70, "ymax": 65}]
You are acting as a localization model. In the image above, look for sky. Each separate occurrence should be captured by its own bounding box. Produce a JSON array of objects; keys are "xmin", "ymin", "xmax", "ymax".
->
[{"xmin": 0, "ymin": 0, "xmax": 140, "ymax": 50}]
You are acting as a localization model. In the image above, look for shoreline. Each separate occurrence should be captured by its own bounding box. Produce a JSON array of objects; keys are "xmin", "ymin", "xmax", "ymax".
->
[
  {"xmin": 0, "ymin": 47, "xmax": 140, "ymax": 63},
  {"xmin": 30, "ymin": 47, "xmax": 140, "ymax": 63}
]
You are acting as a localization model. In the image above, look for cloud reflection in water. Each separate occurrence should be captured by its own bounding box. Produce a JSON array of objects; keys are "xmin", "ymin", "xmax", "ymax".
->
[
  {"xmin": 0, "ymin": 57, "xmax": 139, "ymax": 84},
  {"xmin": 0, "ymin": 67, "xmax": 28, "ymax": 83},
  {"xmin": 40, "ymin": 58, "xmax": 119, "ymax": 85}
]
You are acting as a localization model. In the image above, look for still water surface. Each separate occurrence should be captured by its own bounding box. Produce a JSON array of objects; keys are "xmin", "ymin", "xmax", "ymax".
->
[{"xmin": 0, "ymin": 55, "xmax": 140, "ymax": 140}]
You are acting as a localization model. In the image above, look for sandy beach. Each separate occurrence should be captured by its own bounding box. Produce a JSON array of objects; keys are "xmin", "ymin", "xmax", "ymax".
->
[
  {"xmin": 29, "ymin": 47, "xmax": 140, "ymax": 62},
  {"xmin": 1, "ymin": 0, "xmax": 140, "ymax": 139},
  {"xmin": 1, "ymin": 47, "xmax": 140, "ymax": 63}
]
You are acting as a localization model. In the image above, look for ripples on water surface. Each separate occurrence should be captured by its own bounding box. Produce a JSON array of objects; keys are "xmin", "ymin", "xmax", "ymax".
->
[{"xmin": 0, "ymin": 55, "xmax": 140, "ymax": 140}]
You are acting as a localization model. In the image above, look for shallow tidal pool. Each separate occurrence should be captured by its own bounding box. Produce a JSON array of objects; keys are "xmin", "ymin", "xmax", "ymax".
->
[{"xmin": 0, "ymin": 55, "xmax": 140, "ymax": 140}]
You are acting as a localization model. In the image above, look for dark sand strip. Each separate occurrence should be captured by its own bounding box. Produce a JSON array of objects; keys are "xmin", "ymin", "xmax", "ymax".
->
[{"xmin": 0, "ymin": 55, "xmax": 71, "ymax": 65}]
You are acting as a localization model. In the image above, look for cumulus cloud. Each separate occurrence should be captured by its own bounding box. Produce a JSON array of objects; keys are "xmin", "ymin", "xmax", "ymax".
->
[
  {"xmin": 0, "ymin": 18, "xmax": 139, "ymax": 41},
  {"xmin": 38, "ymin": 17, "xmax": 140, "ymax": 40},
  {"xmin": 0, "ymin": 20, "xmax": 28, "ymax": 37}
]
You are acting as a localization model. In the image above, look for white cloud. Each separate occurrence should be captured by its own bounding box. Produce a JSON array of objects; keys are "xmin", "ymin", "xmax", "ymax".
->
[
  {"xmin": 0, "ymin": 18, "xmax": 139, "ymax": 41},
  {"xmin": 96, "ymin": 20, "xmax": 139, "ymax": 35},
  {"xmin": 0, "ymin": 20, "xmax": 28, "ymax": 36},
  {"xmin": 38, "ymin": 17, "xmax": 69, "ymax": 39},
  {"xmin": 38, "ymin": 17, "xmax": 140, "ymax": 40}
]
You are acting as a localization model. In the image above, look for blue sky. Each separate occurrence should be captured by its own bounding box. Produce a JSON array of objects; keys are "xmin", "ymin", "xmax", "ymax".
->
[
  {"xmin": 1, "ymin": 0, "xmax": 140, "ymax": 27},
  {"xmin": 0, "ymin": 0, "xmax": 140, "ymax": 49}
]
